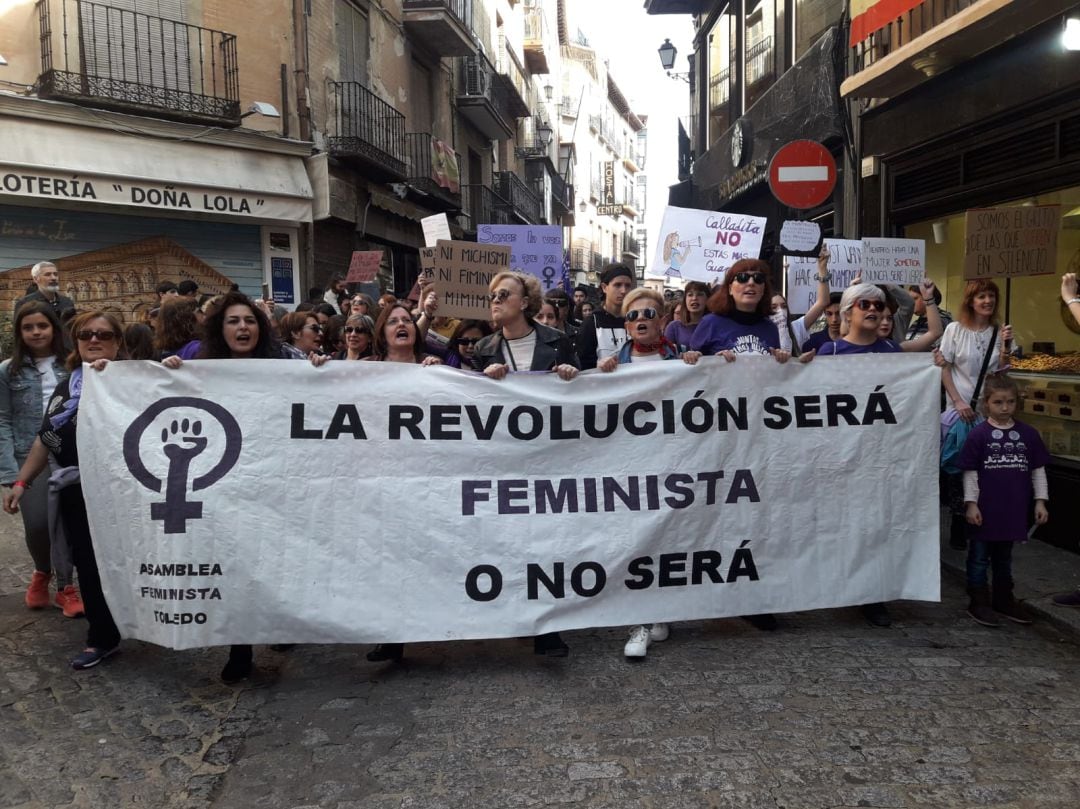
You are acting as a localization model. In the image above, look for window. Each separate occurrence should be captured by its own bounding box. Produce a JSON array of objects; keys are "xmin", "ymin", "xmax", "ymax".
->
[
  {"xmin": 80, "ymin": 0, "xmax": 190, "ymax": 91},
  {"xmin": 707, "ymin": 10, "xmax": 735, "ymax": 146},
  {"xmin": 744, "ymin": 0, "xmax": 777, "ymax": 110},
  {"xmin": 795, "ymin": 0, "xmax": 844, "ymax": 59},
  {"xmin": 336, "ymin": 0, "xmax": 369, "ymax": 86}
]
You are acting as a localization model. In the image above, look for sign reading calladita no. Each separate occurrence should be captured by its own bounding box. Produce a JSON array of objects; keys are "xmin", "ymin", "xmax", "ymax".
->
[{"xmin": 80, "ymin": 358, "xmax": 941, "ymax": 650}]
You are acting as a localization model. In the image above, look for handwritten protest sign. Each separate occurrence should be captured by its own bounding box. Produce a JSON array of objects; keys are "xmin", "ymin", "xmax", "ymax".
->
[
  {"xmin": 421, "ymin": 213, "xmax": 452, "ymax": 247},
  {"xmin": 649, "ymin": 205, "xmax": 766, "ymax": 283},
  {"xmin": 477, "ymin": 224, "xmax": 565, "ymax": 292},
  {"xmin": 779, "ymin": 220, "xmax": 822, "ymax": 257},
  {"xmin": 785, "ymin": 239, "xmax": 862, "ymax": 315},
  {"xmin": 963, "ymin": 205, "xmax": 1061, "ymax": 280},
  {"xmin": 346, "ymin": 251, "xmax": 383, "ymax": 284},
  {"xmin": 429, "ymin": 239, "xmax": 509, "ymax": 319},
  {"xmin": 861, "ymin": 238, "xmax": 925, "ymax": 285}
]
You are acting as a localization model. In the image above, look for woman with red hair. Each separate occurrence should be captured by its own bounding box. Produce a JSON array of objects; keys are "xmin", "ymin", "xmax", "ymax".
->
[{"xmin": 689, "ymin": 260, "xmax": 791, "ymax": 363}]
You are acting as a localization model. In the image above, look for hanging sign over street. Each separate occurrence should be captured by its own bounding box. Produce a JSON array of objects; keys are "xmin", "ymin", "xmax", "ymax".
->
[{"xmin": 768, "ymin": 141, "xmax": 837, "ymax": 210}]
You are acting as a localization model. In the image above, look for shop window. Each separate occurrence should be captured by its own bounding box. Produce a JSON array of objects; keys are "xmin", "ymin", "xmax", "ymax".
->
[
  {"xmin": 707, "ymin": 8, "xmax": 735, "ymax": 146},
  {"xmin": 745, "ymin": 0, "xmax": 777, "ymax": 111},
  {"xmin": 336, "ymin": 0, "xmax": 370, "ymax": 86},
  {"xmin": 795, "ymin": 0, "xmax": 844, "ymax": 58}
]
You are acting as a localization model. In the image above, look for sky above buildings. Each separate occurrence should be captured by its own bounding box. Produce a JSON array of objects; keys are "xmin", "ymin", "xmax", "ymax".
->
[{"xmin": 568, "ymin": 1, "xmax": 695, "ymax": 269}]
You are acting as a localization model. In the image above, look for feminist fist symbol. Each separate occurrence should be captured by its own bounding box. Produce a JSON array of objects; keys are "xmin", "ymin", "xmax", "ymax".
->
[{"xmin": 124, "ymin": 398, "xmax": 242, "ymax": 535}]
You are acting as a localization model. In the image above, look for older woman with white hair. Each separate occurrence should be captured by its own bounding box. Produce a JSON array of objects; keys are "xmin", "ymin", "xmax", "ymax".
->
[{"xmin": 817, "ymin": 284, "xmax": 902, "ymax": 355}]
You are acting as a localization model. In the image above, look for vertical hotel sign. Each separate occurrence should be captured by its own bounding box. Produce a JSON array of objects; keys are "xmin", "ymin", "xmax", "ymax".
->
[
  {"xmin": 597, "ymin": 161, "xmax": 621, "ymax": 218},
  {"xmin": 850, "ymin": 0, "xmax": 926, "ymax": 46}
]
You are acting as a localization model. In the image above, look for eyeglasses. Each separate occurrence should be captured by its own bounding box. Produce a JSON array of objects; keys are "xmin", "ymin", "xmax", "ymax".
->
[
  {"xmin": 855, "ymin": 299, "xmax": 886, "ymax": 312},
  {"xmin": 732, "ymin": 272, "xmax": 767, "ymax": 285},
  {"xmin": 305, "ymin": 324, "xmax": 323, "ymax": 333},
  {"xmin": 492, "ymin": 289, "xmax": 519, "ymax": 303},
  {"xmin": 625, "ymin": 307, "xmax": 658, "ymax": 322},
  {"xmin": 546, "ymin": 298, "xmax": 569, "ymax": 308},
  {"xmin": 76, "ymin": 329, "xmax": 117, "ymax": 342},
  {"xmin": 343, "ymin": 326, "xmax": 370, "ymax": 335},
  {"xmin": 457, "ymin": 337, "xmax": 482, "ymax": 346}
]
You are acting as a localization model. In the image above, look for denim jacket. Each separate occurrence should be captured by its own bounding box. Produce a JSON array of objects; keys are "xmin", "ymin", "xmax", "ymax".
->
[{"xmin": 0, "ymin": 356, "xmax": 70, "ymax": 482}]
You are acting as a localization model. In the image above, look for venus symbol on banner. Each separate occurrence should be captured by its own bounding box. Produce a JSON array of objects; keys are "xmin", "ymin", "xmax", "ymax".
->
[
  {"xmin": 122, "ymin": 398, "xmax": 243, "ymax": 534},
  {"xmin": 768, "ymin": 140, "xmax": 837, "ymax": 210}
]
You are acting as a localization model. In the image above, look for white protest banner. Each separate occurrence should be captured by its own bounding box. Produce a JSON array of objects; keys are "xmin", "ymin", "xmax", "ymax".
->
[
  {"xmin": 80, "ymin": 356, "xmax": 940, "ymax": 650},
  {"xmin": 785, "ymin": 239, "xmax": 862, "ymax": 315},
  {"xmin": 477, "ymin": 224, "xmax": 565, "ymax": 293},
  {"xmin": 649, "ymin": 205, "xmax": 766, "ymax": 282},
  {"xmin": 421, "ymin": 213, "xmax": 452, "ymax": 247},
  {"xmin": 779, "ymin": 220, "xmax": 822, "ymax": 256},
  {"xmin": 861, "ymin": 237, "xmax": 925, "ymax": 285},
  {"xmin": 963, "ymin": 205, "xmax": 1061, "ymax": 280}
]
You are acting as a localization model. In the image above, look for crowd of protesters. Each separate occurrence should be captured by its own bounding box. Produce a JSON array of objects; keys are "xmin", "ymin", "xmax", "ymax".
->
[{"xmin": 0, "ymin": 257, "xmax": 1074, "ymax": 680}]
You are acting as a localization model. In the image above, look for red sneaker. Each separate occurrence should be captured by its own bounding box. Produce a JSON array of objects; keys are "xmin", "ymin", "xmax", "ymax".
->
[
  {"xmin": 56, "ymin": 585, "xmax": 85, "ymax": 618},
  {"xmin": 25, "ymin": 570, "xmax": 51, "ymax": 609}
]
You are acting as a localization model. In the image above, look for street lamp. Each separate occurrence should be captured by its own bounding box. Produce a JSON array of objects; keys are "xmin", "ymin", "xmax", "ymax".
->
[
  {"xmin": 537, "ymin": 120, "xmax": 554, "ymax": 146},
  {"xmin": 1064, "ymin": 17, "xmax": 1080, "ymax": 50},
  {"xmin": 657, "ymin": 39, "xmax": 690, "ymax": 83}
]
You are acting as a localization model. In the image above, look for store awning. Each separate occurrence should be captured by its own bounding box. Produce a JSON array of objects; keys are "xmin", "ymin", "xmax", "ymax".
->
[{"xmin": 0, "ymin": 116, "xmax": 313, "ymax": 223}]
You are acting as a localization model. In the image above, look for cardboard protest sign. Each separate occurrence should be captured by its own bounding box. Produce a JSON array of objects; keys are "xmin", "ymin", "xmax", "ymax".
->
[
  {"xmin": 861, "ymin": 238, "xmax": 925, "ymax": 285},
  {"xmin": 346, "ymin": 251, "xmax": 382, "ymax": 284},
  {"xmin": 779, "ymin": 220, "xmax": 822, "ymax": 257},
  {"xmin": 649, "ymin": 205, "xmax": 766, "ymax": 282},
  {"xmin": 429, "ymin": 239, "xmax": 509, "ymax": 319},
  {"xmin": 477, "ymin": 224, "xmax": 565, "ymax": 292},
  {"xmin": 785, "ymin": 239, "xmax": 862, "ymax": 315},
  {"xmin": 421, "ymin": 213, "xmax": 451, "ymax": 247},
  {"xmin": 963, "ymin": 205, "xmax": 1061, "ymax": 280}
]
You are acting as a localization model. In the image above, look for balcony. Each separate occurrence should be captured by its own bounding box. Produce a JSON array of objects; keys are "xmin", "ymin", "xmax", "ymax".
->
[
  {"xmin": 404, "ymin": 132, "xmax": 461, "ymax": 212},
  {"xmin": 402, "ymin": 0, "xmax": 477, "ymax": 57},
  {"xmin": 571, "ymin": 247, "xmax": 588, "ymax": 272},
  {"xmin": 622, "ymin": 194, "xmax": 640, "ymax": 218},
  {"xmin": 495, "ymin": 39, "xmax": 531, "ymax": 120},
  {"xmin": 592, "ymin": 251, "xmax": 604, "ymax": 271},
  {"xmin": 457, "ymin": 54, "xmax": 515, "ymax": 140},
  {"xmin": 36, "ymin": 0, "xmax": 240, "ymax": 126},
  {"xmin": 843, "ymin": 0, "xmax": 1071, "ymax": 100},
  {"xmin": 495, "ymin": 171, "xmax": 541, "ymax": 224},
  {"xmin": 515, "ymin": 116, "xmax": 554, "ymax": 160},
  {"xmin": 623, "ymin": 141, "xmax": 641, "ymax": 173},
  {"xmin": 745, "ymin": 36, "xmax": 775, "ymax": 88},
  {"xmin": 589, "ymin": 114, "xmax": 604, "ymax": 141},
  {"xmin": 560, "ymin": 94, "xmax": 578, "ymax": 118},
  {"xmin": 328, "ymin": 82, "xmax": 407, "ymax": 182},
  {"xmin": 550, "ymin": 172, "xmax": 571, "ymax": 215},
  {"xmin": 461, "ymin": 184, "xmax": 511, "ymax": 232},
  {"xmin": 621, "ymin": 233, "xmax": 640, "ymax": 258},
  {"xmin": 522, "ymin": 6, "xmax": 550, "ymax": 74}
]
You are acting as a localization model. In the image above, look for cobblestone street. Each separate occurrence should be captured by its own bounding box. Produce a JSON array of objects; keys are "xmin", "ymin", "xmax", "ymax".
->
[{"xmin": 3, "ymin": 512, "xmax": 1080, "ymax": 809}]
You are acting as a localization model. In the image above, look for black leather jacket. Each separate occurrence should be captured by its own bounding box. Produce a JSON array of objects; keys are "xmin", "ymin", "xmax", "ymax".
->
[{"xmin": 471, "ymin": 319, "xmax": 579, "ymax": 372}]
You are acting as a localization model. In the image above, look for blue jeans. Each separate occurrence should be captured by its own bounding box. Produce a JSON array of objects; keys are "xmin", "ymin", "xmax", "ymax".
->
[{"xmin": 966, "ymin": 540, "xmax": 1013, "ymax": 588}]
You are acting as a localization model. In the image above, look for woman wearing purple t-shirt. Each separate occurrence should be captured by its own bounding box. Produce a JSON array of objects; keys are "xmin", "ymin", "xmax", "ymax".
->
[
  {"xmin": 817, "ymin": 284, "xmax": 902, "ymax": 356},
  {"xmin": 664, "ymin": 281, "xmax": 709, "ymax": 348},
  {"xmin": 689, "ymin": 261, "xmax": 791, "ymax": 364}
]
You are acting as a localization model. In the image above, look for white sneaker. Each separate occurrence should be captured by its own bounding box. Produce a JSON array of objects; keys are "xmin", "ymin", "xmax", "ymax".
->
[
  {"xmin": 624, "ymin": 625, "xmax": 651, "ymax": 658},
  {"xmin": 649, "ymin": 623, "xmax": 670, "ymax": 642}
]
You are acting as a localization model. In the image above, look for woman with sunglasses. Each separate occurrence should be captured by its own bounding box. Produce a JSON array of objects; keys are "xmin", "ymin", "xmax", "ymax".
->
[
  {"xmin": 690, "ymin": 260, "xmax": 791, "ymax": 363},
  {"xmin": 335, "ymin": 314, "xmax": 375, "ymax": 360},
  {"xmin": 817, "ymin": 284, "xmax": 902, "ymax": 356},
  {"xmin": 3, "ymin": 312, "xmax": 126, "ymax": 670},
  {"xmin": 473, "ymin": 272, "xmax": 579, "ymax": 382},
  {"xmin": 665, "ymin": 281, "xmax": 710, "ymax": 349},
  {"xmin": 598, "ymin": 288, "xmax": 702, "ymax": 657},
  {"xmin": 545, "ymin": 288, "xmax": 576, "ymax": 336},
  {"xmin": 279, "ymin": 311, "xmax": 324, "ymax": 360},
  {"xmin": 0, "ymin": 302, "xmax": 81, "ymax": 617},
  {"xmin": 444, "ymin": 319, "xmax": 493, "ymax": 369}
]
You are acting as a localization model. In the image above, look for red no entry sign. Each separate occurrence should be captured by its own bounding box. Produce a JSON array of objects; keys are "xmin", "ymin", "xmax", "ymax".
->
[{"xmin": 768, "ymin": 140, "xmax": 837, "ymax": 210}]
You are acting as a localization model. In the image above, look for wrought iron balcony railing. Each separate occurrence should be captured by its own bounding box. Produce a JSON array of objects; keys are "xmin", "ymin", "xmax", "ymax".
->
[
  {"xmin": 571, "ymin": 247, "xmax": 588, "ymax": 272},
  {"xmin": 745, "ymin": 36, "xmax": 775, "ymax": 86},
  {"xmin": 404, "ymin": 132, "xmax": 461, "ymax": 210},
  {"xmin": 522, "ymin": 5, "xmax": 550, "ymax": 74},
  {"xmin": 495, "ymin": 170, "xmax": 541, "ymax": 224},
  {"xmin": 462, "ymin": 184, "xmax": 511, "ymax": 230},
  {"xmin": 621, "ymin": 233, "xmax": 640, "ymax": 257},
  {"xmin": 36, "ymin": 0, "xmax": 240, "ymax": 125},
  {"xmin": 328, "ymin": 81, "xmax": 407, "ymax": 180},
  {"xmin": 495, "ymin": 37, "xmax": 531, "ymax": 119},
  {"xmin": 851, "ymin": 0, "xmax": 975, "ymax": 73},
  {"xmin": 550, "ymin": 172, "xmax": 571, "ymax": 214},
  {"xmin": 457, "ymin": 53, "xmax": 515, "ymax": 140}
]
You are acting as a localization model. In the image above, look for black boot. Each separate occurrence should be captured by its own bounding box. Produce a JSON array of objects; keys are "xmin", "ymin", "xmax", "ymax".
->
[
  {"xmin": 221, "ymin": 644, "xmax": 253, "ymax": 684},
  {"xmin": 533, "ymin": 632, "xmax": 569, "ymax": 657},
  {"xmin": 992, "ymin": 578, "xmax": 1032, "ymax": 625},
  {"xmin": 366, "ymin": 643, "xmax": 404, "ymax": 662},
  {"xmin": 742, "ymin": 613, "xmax": 778, "ymax": 631},
  {"xmin": 861, "ymin": 602, "xmax": 892, "ymax": 627},
  {"xmin": 966, "ymin": 585, "xmax": 1000, "ymax": 627},
  {"xmin": 949, "ymin": 515, "xmax": 967, "ymax": 550}
]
